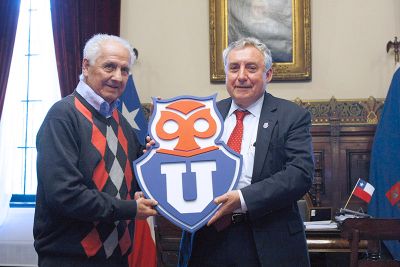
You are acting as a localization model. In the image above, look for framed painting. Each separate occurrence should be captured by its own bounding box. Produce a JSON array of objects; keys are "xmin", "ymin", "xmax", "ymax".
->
[{"xmin": 209, "ymin": 0, "xmax": 311, "ymax": 82}]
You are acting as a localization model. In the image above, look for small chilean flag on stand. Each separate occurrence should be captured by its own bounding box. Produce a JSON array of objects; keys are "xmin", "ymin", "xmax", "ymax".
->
[{"xmin": 353, "ymin": 178, "xmax": 375, "ymax": 203}]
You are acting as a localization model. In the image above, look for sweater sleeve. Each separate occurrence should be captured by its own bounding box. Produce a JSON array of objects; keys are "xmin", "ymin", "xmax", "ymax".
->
[{"xmin": 36, "ymin": 102, "xmax": 137, "ymax": 222}]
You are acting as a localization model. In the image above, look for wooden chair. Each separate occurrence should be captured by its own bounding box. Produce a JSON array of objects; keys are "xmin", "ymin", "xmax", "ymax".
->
[
  {"xmin": 298, "ymin": 193, "xmax": 314, "ymax": 221},
  {"xmin": 341, "ymin": 218, "xmax": 400, "ymax": 267}
]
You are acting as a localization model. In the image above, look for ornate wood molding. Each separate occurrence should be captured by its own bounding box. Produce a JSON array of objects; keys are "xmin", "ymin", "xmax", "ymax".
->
[{"xmin": 294, "ymin": 96, "xmax": 384, "ymax": 125}]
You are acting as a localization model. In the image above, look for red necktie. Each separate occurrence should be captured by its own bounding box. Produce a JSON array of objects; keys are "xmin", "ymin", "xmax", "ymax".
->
[
  {"xmin": 213, "ymin": 110, "xmax": 250, "ymax": 232},
  {"xmin": 227, "ymin": 110, "xmax": 250, "ymax": 153}
]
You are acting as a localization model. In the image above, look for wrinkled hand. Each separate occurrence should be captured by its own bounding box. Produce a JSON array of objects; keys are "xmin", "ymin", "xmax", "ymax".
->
[
  {"xmin": 134, "ymin": 191, "xmax": 144, "ymax": 200},
  {"xmin": 142, "ymin": 136, "xmax": 156, "ymax": 154},
  {"xmin": 207, "ymin": 190, "xmax": 241, "ymax": 226},
  {"xmin": 135, "ymin": 193, "xmax": 158, "ymax": 220}
]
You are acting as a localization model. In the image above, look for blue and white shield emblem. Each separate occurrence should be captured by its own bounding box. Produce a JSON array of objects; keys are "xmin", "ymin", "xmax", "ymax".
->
[{"xmin": 133, "ymin": 95, "xmax": 242, "ymax": 232}]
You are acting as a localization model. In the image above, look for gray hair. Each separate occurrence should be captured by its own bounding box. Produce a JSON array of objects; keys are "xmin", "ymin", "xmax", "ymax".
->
[
  {"xmin": 80, "ymin": 34, "xmax": 135, "ymax": 79},
  {"xmin": 222, "ymin": 37, "xmax": 273, "ymax": 72}
]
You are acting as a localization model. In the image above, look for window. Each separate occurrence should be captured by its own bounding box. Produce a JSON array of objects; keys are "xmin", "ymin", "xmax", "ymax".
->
[{"xmin": 0, "ymin": 0, "xmax": 60, "ymax": 207}]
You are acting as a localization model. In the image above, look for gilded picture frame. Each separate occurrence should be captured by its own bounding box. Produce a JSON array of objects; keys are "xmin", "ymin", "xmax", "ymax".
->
[{"xmin": 209, "ymin": 0, "xmax": 311, "ymax": 82}]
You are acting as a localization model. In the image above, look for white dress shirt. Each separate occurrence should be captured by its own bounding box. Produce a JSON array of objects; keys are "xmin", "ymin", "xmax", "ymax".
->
[
  {"xmin": 76, "ymin": 80, "xmax": 120, "ymax": 118},
  {"xmin": 222, "ymin": 94, "xmax": 264, "ymax": 212}
]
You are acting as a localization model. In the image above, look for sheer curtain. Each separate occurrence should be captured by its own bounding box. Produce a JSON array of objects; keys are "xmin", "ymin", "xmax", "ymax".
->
[
  {"xmin": 0, "ymin": 0, "xmax": 121, "ymax": 227},
  {"xmin": 0, "ymin": 0, "xmax": 61, "ymax": 221},
  {"xmin": 0, "ymin": 0, "xmax": 21, "ymax": 226},
  {"xmin": 0, "ymin": 2, "xmax": 122, "ymax": 266}
]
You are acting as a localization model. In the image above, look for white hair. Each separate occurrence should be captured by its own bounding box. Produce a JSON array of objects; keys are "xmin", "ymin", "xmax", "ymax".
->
[
  {"xmin": 222, "ymin": 37, "xmax": 273, "ymax": 72},
  {"xmin": 80, "ymin": 33, "xmax": 135, "ymax": 78}
]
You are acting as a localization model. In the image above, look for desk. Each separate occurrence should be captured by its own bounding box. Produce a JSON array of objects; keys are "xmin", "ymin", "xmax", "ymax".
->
[
  {"xmin": 340, "ymin": 218, "xmax": 400, "ymax": 267},
  {"xmin": 155, "ymin": 216, "xmax": 368, "ymax": 267},
  {"xmin": 307, "ymin": 228, "xmax": 367, "ymax": 253},
  {"xmin": 306, "ymin": 228, "xmax": 367, "ymax": 266}
]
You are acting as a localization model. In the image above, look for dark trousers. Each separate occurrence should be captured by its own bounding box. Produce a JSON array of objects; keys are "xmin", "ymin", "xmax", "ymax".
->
[
  {"xmin": 189, "ymin": 221, "xmax": 260, "ymax": 267},
  {"xmin": 38, "ymin": 254, "xmax": 128, "ymax": 267}
]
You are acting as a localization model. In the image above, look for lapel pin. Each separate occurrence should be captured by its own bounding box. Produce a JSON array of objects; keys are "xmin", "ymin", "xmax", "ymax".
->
[{"xmin": 263, "ymin": 122, "xmax": 269, "ymax": 129}]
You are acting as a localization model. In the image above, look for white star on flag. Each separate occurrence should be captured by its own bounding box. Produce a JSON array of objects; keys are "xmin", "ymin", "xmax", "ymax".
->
[{"xmin": 121, "ymin": 102, "xmax": 140, "ymax": 130}]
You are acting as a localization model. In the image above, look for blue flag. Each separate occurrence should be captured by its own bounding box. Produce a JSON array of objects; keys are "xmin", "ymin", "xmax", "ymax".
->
[
  {"xmin": 118, "ymin": 75, "xmax": 148, "ymax": 145},
  {"xmin": 369, "ymin": 67, "xmax": 400, "ymax": 259}
]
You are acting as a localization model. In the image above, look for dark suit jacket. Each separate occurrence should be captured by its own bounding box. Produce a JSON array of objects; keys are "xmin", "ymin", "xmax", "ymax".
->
[{"xmin": 215, "ymin": 92, "xmax": 314, "ymax": 267}]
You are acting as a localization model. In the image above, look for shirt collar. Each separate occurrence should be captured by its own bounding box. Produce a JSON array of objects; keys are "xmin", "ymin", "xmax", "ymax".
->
[
  {"xmin": 76, "ymin": 80, "xmax": 120, "ymax": 118},
  {"xmin": 228, "ymin": 94, "xmax": 264, "ymax": 118}
]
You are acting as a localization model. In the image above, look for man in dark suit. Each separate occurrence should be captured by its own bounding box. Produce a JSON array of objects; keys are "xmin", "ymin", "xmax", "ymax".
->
[{"xmin": 180, "ymin": 37, "xmax": 314, "ymax": 267}]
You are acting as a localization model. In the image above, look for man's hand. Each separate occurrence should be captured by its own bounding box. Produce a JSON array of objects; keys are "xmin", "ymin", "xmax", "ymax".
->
[
  {"xmin": 134, "ymin": 191, "xmax": 144, "ymax": 200},
  {"xmin": 135, "ymin": 191, "xmax": 158, "ymax": 220},
  {"xmin": 143, "ymin": 136, "xmax": 156, "ymax": 154},
  {"xmin": 207, "ymin": 190, "xmax": 241, "ymax": 226}
]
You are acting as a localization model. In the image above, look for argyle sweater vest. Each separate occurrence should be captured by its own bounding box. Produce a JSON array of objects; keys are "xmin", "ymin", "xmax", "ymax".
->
[
  {"xmin": 74, "ymin": 97, "xmax": 134, "ymax": 258},
  {"xmin": 34, "ymin": 93, "xmax": 141, "ymax": 263}
]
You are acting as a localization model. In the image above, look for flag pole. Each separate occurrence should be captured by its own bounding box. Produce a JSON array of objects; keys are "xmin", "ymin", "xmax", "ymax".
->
[{"xmin": 343, "ymin": 178, "xmax": 360, "ymax": 209}]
